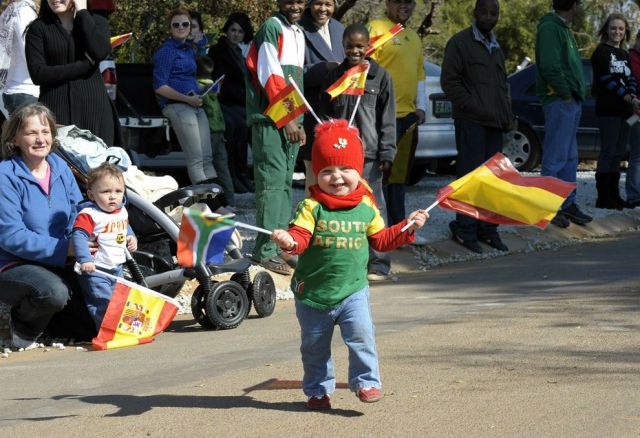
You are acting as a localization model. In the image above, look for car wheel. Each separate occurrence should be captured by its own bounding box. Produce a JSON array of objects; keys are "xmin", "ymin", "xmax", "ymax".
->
[{"xmin": 502, "ymin": 124, "xmax": 541, "ymax": 172}]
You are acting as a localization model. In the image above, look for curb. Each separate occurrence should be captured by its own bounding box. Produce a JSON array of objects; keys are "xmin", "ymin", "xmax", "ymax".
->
[{"xmin": 393, "ymin": 208, "xmax": 640, "ymax": 274}]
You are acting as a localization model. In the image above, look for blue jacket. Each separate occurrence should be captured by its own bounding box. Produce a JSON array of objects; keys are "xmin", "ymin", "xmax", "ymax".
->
[
  {"xmin": 152, "ymin": 37, "xmax": 199, "ymax": 108},
  {"xmin": 0, "ymin": 153, "xmax": 83, "ymax": 269}
]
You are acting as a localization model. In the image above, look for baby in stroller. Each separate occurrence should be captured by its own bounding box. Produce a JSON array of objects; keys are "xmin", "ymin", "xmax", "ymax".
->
[{"xmin": 56, "ymin": 126, "xmax": 276, "ymax": 331}]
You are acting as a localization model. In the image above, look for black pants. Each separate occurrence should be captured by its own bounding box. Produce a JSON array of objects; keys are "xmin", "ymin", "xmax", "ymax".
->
[{"xmin": 454, "ymin": 119, "xmax": 503, "ymax": 241}]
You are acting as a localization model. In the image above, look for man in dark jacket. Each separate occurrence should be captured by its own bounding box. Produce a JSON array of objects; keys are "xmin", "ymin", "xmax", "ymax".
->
[
  {"xmin": 441, "ymin": 0, "xmax": 512, "ymax": 253},
  {"xmin": 535, "ymin": 0, "xmax": 592, "ymax": 227}
]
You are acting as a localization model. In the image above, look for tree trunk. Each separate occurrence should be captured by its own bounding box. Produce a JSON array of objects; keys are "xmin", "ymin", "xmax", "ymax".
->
[
  {"xmin": 333, "ymin": 0, "xmax": 359, "ymax": 21},
  {"xmin": 418, "ymin": 0, "xmax": 445, "ymax": 38}
]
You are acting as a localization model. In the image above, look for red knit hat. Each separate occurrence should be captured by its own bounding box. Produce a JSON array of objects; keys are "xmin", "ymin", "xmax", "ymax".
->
[{"xmin": 312, "ymin": 119, "xmax": 364, "ymax": 176}]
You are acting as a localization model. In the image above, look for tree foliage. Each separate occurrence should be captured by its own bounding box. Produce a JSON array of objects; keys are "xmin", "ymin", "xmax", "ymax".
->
[{"xmin": 107, "ymin": 0, "xmax": 640, "ymax": 70}]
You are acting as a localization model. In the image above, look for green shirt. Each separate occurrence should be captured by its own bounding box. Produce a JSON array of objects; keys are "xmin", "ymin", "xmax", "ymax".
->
[{"xmin": 290, "ymin": 195, "xmax": 385, "ymax": 310}]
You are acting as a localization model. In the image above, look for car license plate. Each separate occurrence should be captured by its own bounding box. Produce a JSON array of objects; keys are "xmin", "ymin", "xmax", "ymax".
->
[{"xmin": 433, "ymin": 99, "xmax": 452, "ymax": 118}]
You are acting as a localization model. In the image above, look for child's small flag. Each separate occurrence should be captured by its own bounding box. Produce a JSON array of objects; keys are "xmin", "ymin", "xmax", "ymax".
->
[
  {"xmin": 366, "ymin": 23, "xmax": 404, "ymax": 56},
  {"xmin": 325, "ymin": 63, "xmax": 368, "ymax": 100},
  {"xmin": 177, "ymin": 208, "xmax": 236, "ymax": 267},
  {"xmin": 437, "ymin": 153, "xmax": 576, "ymax": 228},
  {"xmin": 264, "ymin": 82, "xmax": 308, "ymax": 128},
  {"xmin": 92, "ymin": 277, "xmax": 180, "ymax": 350},
  {"xmin": 110, "ymin": 32, "xmax": 133, "ymax": 49}
]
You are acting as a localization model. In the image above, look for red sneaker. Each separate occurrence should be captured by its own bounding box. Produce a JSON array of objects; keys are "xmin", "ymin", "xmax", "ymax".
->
[
  {"xmin": 357, "ymin": 387, "xmax": 383, "ymax": 403},
  {"xmin": 306, "ymin": 394, "xmax": 331, "ymax": 410}
]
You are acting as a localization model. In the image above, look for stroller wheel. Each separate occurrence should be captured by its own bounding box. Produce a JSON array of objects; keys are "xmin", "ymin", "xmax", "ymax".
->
[
  {"xmin": 250, "ymin": 271, "xmax": 276, "ymax": 318},
  {"xmin": 231, "ymin": 272, "xmax": 252, "ymax": 317},
  {"xmin": 191, "ymin": 285, "xmax": 215, "ymax": 329},
  {"xmin": 205, "ymin": 280, "xmax": 249, "ymax": 330}
]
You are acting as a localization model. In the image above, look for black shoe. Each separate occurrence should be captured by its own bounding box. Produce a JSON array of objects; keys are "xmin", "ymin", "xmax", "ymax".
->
[
  {"xmin": 238, "ymin": 173, "xmax": 255, "ymax": 192},
  {"xmin": 550, "ymin": 212, "xmax": 570, "ymax": 228},
  {"xmin": 449, "ymin": 222, "xmax": 482, "ymax": 253},
  {"xmin": 561, "ymin": 203, "xmax": 592, "ymax": 225},
  {"xmin": 628, "ymin": 199, "xmax": 640, "ymax": 209},
  {"xmin": 481, "ymin": 235, "xmax": 509, "ymax": 252}
]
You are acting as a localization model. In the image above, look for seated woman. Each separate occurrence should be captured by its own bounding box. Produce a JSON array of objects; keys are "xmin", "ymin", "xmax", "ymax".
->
[
  {"xmin": 153, "ymin": 7, "xmax": 216, "ymax": 185},
  {"xmin": 0, "ymin": 102, "xmax": 84, "ymax": 349}
]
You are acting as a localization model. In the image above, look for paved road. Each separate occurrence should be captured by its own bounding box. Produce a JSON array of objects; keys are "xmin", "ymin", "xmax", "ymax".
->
[{"xmin": 1, "ymin": 234, "xmax": 639, "ymax": 437}]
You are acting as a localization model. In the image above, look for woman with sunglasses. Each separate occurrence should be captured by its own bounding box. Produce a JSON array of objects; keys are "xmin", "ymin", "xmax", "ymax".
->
[
  {"xmin": 25, "ymin": 0, "xmax": 118, "ymax": 145},
  {"xmin": 153, "ymin": 7, "xmax": 217, "ymax": 185}
]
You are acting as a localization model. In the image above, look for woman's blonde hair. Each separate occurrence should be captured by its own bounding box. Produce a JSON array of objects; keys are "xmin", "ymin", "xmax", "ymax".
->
[
  {"xmin": 1, "ymin": 102, "xmax": 59, "ymax": 160},
  {"xmin": 598, "ymin": 13, "xmax": 631, "ymax": 48}
]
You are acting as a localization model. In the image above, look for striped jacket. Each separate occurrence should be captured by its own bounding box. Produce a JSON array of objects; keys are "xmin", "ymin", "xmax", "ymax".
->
[{"xmin": 246, "ymin": 12, "xmax": 305, "ymax": 126}]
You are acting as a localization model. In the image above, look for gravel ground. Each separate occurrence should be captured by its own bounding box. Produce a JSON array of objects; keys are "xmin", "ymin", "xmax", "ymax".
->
[{"xmin": 0, "ymin": 169, "xmax": 632, "ymax": 350}]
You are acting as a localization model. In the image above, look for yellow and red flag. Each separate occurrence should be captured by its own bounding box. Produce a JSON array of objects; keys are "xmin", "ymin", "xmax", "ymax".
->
[
  {"xmin": 92, "ymin": 277, "xmax": 180, "ymax": 350},
  {"xmin": 366, "ymin": 23, "xmax": 404, "ymax": 56},
  {"xmin": 325, "ymin": 63, "xmax": 368, "ymax": 100},
  {"xmin": 110, "ymin": 32, "xmax": 133, "ymax": 49},
  {"xmin": 437, "ymin": 153, "xmax": 575, "ymax": 228},
  {"xmin": 264, "ymin": 82, "xmax": 308, "ymax": 129}
]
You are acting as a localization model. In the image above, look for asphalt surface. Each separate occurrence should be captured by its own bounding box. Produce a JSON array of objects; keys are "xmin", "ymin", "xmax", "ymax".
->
[{"xmin": 1, "ymin": 233, "xmax": 639, "ymax": 437}]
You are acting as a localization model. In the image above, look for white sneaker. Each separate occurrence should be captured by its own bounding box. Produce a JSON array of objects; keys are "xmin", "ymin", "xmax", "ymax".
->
[
  {"xmin": 367, "ymin": 271, "xmax": 389, "ymax": 281},
  {"xmin": 9, "ymin": 318, "xmax": 40, "ymax": 350},
  {"xmin": 410, "ymin": 235, "xmax": 428, "ymax": 246}
]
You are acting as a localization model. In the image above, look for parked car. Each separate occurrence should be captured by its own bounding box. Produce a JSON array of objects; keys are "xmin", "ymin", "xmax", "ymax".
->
[{"xmin": 506, "ymin": 59, "xmax": 601, "ymax": 172}]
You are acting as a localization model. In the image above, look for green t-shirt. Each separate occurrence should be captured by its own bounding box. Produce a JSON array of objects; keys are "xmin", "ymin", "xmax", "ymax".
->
[{"xmin": 290, "ymin": 195, "xmax": 386, "ymax": 310}]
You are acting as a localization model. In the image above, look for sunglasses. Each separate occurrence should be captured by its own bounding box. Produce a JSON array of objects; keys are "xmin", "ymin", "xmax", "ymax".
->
[{"xmin": 171, "ymin": 21, "xmax": 190, "ymax": 29}]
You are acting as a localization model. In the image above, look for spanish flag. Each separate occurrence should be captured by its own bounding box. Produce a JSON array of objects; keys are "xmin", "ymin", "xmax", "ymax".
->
[
  {"xmin": 438, "ymin": 153, "xmax": 575, "ymax": 228},
  {"xmin": 366, "ymin": 23, "xmax": 404, "ymax": 56},
  {"xmin": 325, "ymin": 64, "xmax": 368, "ymax": 100},
  {"xmin": 264, "ymin": 82, "xmax": 308, "ymax": 129},
  {"xmin": 110, "ymin": 32, "xmax": 133, "ymax": 49},
  {"xmin": 92, "ymin": 277, "xmax": 180, "ymax": 350}
]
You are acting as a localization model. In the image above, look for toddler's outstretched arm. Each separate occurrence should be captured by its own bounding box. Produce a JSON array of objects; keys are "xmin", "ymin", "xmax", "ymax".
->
[{"xmin": 271, "ymin": 229, "xmax": 296, "ymax": 251}]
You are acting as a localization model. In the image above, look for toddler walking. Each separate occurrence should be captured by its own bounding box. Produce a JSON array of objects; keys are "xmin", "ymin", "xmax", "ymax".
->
[{"xmin": 271, "ymin": 120, "xmax": 427, "ymax": 410}]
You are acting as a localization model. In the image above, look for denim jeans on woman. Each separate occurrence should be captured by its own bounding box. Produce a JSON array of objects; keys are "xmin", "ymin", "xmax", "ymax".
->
[
  {"xmin": 0, "ymin": 264, "xmax": 71, "ymax": 339},
  {"xmin": 295, "ymin": 287, "xmax": 381, "ymax": 397},
  {"xmin": 162, "ymin": 103, "xmax": 217, "ymax": 184},
  {"xmin": 2, "ymin": 93, "xmax": 38, "ymax": 116},
  {"xmin": 541, "ymin": 98, "xmax": 581, "ymax": 208},
  {"xmin": 627, "ymin": 123, "xmax": 640, "ymax": 203},
  {"xmin": 362, "ymin": 159, "xmax": 391, "ymax": 275}
]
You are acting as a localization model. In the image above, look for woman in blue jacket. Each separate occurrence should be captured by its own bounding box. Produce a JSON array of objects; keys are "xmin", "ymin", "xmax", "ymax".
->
[{"xmin": 0, "ymin": 102, "xmax": 83, "ymax": 349}]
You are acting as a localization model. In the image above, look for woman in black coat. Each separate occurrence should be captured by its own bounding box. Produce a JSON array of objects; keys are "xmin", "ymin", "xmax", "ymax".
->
[
  {"xmin": 208, "ymin": 12, "xmax": 254, "ymax": 193},
  {"xmin": 26, "ymin": 0, "xmax": 118, "ymax": 145},
  {"xmin": 299, "ymin": 0, "xmax": 345, "ymax": 191}
]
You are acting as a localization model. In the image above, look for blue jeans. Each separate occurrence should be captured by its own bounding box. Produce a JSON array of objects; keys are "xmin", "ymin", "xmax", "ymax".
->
[
  {"xmin": 385, "ymin": 112, "xmax": 419, "ymax": 225},
  {"xmin": 162, "ymin": 103, "xmax": 216, "ymax": 184},
  {"xmin": 77, "ymin": 265, "xmax": 122, "ymax": 329},
  {"xmin": 627, "ymin": 123, "xmax": 640, "ymax": 203},
  {"xmin": 2, "ymin": 92, "xmax": 38, "ymax": 116},
  {"xmin": 541, "ymin": 98, "xmax": 581, "ymax": 208},
  {"xmin": 0, "ymin": 264, "xmax": 71, "ymax": 339},
  {"xmin": 295, "ymin": 287, "xmax": 381, "ymax": 397},
  {"xmin": 363, "ymin": 159, "xmax": 391, "ymax": 275}
]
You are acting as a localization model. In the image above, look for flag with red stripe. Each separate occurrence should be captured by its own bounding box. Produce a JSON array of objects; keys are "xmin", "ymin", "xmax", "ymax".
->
[
  {"xmin": 263, "ymin": 82, "xmax": 308, "ymax": 128},
  {"xmin": 92, "ymin": 277, "xmax": 180, "ymax": 350},
  {"xmin": 365, "ymin": 23, "xmax": 404, "ymax": 56},
  {"xmin": 437, "ymin": 153, "xmax": 575, "ymax": 228},
  {"xmin": 325, "ymin": 64, "xmax": 368, "ymax": 100}
]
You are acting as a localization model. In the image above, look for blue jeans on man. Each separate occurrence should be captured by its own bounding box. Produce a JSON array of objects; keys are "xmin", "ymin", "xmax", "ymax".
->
[
  {"xmin": 295, "ymin": 287, "xmax": 381, "ymax": 397},
  {"xmin": 541, "ymin": 99, "xmax": 581, "ymax": 208},
  {"xmin": 363, "ymin": 159, "xmax": 390, "ymax": 276},
  {"xmin": 626, "ymin": 123, "xmax": 640, "ymax": 205}
]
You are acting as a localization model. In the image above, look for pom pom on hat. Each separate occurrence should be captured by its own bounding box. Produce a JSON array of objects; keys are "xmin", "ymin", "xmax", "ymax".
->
[{"xmin": 312, "ymin": 119, "xmax": 364, "ymax": 176}]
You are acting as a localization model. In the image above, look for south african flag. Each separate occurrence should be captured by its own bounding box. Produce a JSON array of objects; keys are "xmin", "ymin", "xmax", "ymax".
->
[{"xmin": 177, "ymin": 208, "xmax": 236, "ymax": 267}]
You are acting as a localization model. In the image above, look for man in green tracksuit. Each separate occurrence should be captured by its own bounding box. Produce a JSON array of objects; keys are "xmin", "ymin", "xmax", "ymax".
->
[{"xmin": 246, "ymin": 0, "xmax": 306, "ymax": 274}]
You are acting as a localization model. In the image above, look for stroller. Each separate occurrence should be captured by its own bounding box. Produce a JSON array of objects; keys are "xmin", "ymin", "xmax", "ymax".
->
[{"xmin": 55, "ymin": 130, "xmax": 277, "ymax": 330}]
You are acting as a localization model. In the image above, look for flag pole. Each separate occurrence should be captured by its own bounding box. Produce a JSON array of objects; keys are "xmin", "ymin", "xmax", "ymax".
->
[
  {"xmin": 400, "ymin": 198, "xmax": 440, "ymax": 232},
  {"xmin": 347, "ymin": 64, "xmax": 369, "ymax": 128},
  {"xmin": 288, "ymin": 75, "xmax": 322, "ymax": 124},
  {"xmin": 201, "ymin": 212, "xmax": 273, "ymax": 236}
]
